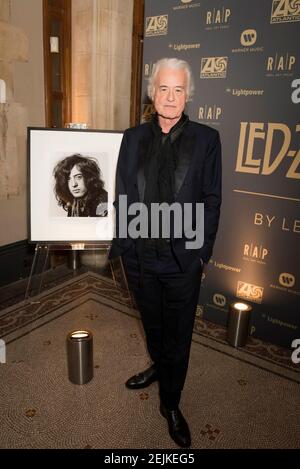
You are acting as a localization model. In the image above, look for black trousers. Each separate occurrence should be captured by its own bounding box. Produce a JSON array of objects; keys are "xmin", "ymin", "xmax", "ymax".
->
[{"xmin": 122, "ymin": 242, "xmax": 203, "ymax": 408}]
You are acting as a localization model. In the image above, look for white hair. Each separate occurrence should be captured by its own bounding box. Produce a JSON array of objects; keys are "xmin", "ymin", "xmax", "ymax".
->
[{"xmin": 147, "ymin": 58, "xmax": 194, "ymax": 101}]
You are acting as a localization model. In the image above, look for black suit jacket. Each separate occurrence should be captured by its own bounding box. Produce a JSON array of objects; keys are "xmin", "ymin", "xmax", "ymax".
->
[{"xmin": 110, "ymin": 119, "xmax": 222, "ymax": 271}]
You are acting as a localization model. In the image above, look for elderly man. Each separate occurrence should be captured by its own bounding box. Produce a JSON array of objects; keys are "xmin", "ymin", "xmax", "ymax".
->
[{"xmin": 110, "ymin": 58, "xmax": 222, "ymax": 447}]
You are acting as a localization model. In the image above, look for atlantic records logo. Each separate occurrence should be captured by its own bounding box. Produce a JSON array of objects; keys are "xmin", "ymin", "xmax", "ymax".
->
[
  {"xmin": 200, "ymin": 57, "xmax": 228, "ymax": 79},
  {"xmin": 236, "ymin": 281, "xmax": 264, "ymax": 303},
  {"xmin": 240, "ymin": 29, "xmax": 257, "ymax": 46},
  {"xmin": 271, "ymin": 0, "xmax": 300, "ymax": 23},
  {"xmin": 213, "ymin": 293, "xmax": 226, "ymax": 307},
  {"xmin": 142, "ymin": 104, "xmax": 155, "ymax": 123},
  {"xmin": 146, "ymin": 15, "xmax": 168, "ymax": 36},
  {"xmin": 279, "ymin": 272, "xmax": 295, "ymax": 287}
]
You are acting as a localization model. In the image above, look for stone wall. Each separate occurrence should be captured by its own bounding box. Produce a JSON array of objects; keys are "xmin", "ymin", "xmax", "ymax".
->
[
  {"xmin": 0, "ymin": 0, "xmax": 28, "ymax": 246},
  {"xmin": 0, "ymin": 0, "xmax": 45, "ymax": 247}
]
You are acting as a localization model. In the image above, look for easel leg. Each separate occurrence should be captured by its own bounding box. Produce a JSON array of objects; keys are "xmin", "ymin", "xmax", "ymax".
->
[
  {"xmin": 108, "ymin": 254, "xmax": 133, "ymax": 308},
  {"xmin": 24, "ymin": 244, "xmax": 49, "ymax": 303}
]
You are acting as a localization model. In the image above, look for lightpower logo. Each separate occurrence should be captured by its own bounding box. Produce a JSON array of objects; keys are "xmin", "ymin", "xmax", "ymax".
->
[
  {"xmin": 0, "ymin": 339, "xmax": 6, "ymax": 364},
  {"xmin": 291, "ymin": 338, "xmax": 300, "ymax": 364}
]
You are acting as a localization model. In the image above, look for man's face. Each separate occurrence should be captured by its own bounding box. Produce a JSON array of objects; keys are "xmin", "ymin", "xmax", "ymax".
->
[
  {"xmin": 68, "ymin": 165, "xmax": 87, "ymax": 198},
  {"xmin": 153, "ymin": 67, "xmax": 187, "ymax": 121}
]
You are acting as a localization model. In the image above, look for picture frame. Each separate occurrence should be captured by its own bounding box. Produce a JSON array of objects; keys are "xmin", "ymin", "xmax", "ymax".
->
[{"xmin": 28, "ymin": 127, "xmax": 123, "ymax": 243}]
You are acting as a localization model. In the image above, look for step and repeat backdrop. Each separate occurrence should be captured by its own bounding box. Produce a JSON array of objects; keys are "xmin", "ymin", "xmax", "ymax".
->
[{"xmin": 141, "ymin": 0, "xmax": 300, "ymax": 348}]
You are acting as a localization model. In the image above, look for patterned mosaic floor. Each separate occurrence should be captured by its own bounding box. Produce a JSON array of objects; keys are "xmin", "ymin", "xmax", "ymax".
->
[{"xmin": 0, "ymin": 271, "xmax": 299, "ymax": 448}]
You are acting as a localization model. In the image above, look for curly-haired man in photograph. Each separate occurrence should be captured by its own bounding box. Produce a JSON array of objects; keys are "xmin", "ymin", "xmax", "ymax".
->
[{"xmin": 53, "ymin": 154, "xmax": 108, "ymax": 217}]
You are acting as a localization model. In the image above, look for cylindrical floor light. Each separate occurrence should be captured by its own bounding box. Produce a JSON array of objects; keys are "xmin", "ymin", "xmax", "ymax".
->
[
  {"xmin": 66, "ymin": 330, "xmax": 93, "ymax": 384},
  {"xmin": 227, "ymin": 302, "xmax": 252, "ymax": 347}
]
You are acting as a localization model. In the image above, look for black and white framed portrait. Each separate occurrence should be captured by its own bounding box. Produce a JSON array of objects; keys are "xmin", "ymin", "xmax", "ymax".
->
[{"xmin": 28, "ymin": 128, "xmax": 123, "ymax": 243}]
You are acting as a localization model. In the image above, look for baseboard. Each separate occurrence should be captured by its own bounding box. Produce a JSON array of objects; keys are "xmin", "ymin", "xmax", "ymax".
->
[{"xmin": 0, "ymin": 240, "xmax": 35, "ymax": 287}]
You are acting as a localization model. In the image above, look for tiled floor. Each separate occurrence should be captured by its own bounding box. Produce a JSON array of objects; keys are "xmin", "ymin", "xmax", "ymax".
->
[{"xmin": 0, "ymin": 263, "xmax": 111, "ymax": 311}]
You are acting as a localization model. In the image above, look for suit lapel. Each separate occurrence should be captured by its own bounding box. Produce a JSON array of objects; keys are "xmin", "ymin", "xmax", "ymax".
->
[
  {"xmin": 137, "ymin": 128, "xmax": 152, "ymax": 202},
  {"xmin": 174, "ymin": 128, "xmax": 196, "ymax": 200}
]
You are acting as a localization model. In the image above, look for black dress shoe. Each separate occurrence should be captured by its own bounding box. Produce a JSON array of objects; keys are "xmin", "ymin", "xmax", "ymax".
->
[
  {"xmin": 125, "ymin": 365, "xmax": 158, "ymax": 389},
  {"xmin": 160, "ymin": 403, "xmax": 191, "ymax": 448}
]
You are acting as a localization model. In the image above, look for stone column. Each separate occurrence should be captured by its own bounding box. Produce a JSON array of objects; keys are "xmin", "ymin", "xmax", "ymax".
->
[{"xmin": 72, "ymin": 0, "xmax": 133, "ymax": 130}]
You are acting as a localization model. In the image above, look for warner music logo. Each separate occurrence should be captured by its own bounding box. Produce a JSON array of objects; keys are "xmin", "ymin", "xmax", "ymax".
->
[
  {"xmin": 200, "ymin": 57, "xmax": 228, "ymax": 79},
  {"xmin": 198, "ymin": 105, "xmax": 222, "ymax": 122},
  {"xmin": 232, "ymin": 29, "xmax": 263, "ymax": 53},
  {"xmin": 213, "ymin": 293, "xmax": 227, "ymax": 308},
  {"xmin": 243, "ymin": 243, "xmax": 268, "ymax": 264},
  {"xmin": 236, "ymin": 281, "xmax": 264, "ymax": 304},
  {"xmin": 227, "ymin": 88, "xmax": 264, "ymax": 97},
  {"xmin": 241, "ymin": 29, "xmax": 257, "ymax": 46},
  {"xmin": 146, "ymin": 15, "xmax": 168, "ymax": 37},
  {"xmin": 270, "ymin": 272, "xmax": 300, "ymax": 296},
  {"xmin": 279, "ymin": 272, "xmax": 295, "ymax": 287},
  {"xmin": 270, "ymin": 0, "xmax": 300, "ymax": 23},
  {"xmin": 173, "ymin": 0, "xmax": 201, "ymax": 10}
]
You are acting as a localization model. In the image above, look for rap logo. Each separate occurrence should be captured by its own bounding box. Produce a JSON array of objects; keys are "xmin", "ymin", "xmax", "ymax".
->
[
  {"xmin": 291, "ymin": 338, "xmax": 300, "ymax": 364},
  {"xmin": 240, "ymin": 29, "xmax": 257, "ymax": 46},
  {"xmin": 279, "ymin": 272, "xmax": 295, "ymax": 287},
  {"xmin": 213, "ymin": 293, "xmax": 226, "ymax": 307},
  {"xmin": 146, "ymin": 15, "xmax": 168, "ymax": 36}
]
